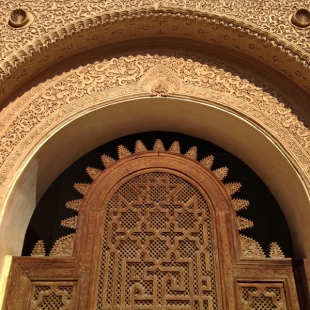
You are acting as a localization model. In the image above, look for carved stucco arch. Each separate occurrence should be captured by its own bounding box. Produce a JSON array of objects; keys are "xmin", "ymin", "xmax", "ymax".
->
[
  {"xmin": 1, "ymin": 5, "xmax": 310, "ymax": 105},
  {"xmin": 0, "ymin": 3, "xmax": 310, "ymax": 302}
]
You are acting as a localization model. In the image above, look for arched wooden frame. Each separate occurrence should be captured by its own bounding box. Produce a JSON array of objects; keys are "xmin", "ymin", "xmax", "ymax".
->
[
  {"xmin": 3, "ymin": 152, "xmax": 301, "ymax": 309},
  {"xmin": 76, "ymin": 152, "xmax": 236, "ymax": 309}
]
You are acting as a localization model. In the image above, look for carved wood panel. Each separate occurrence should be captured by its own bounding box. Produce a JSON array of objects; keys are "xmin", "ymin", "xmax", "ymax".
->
[
  {"xmin": 237, "ymin": 283, "xmax": 287, "ymax": 310},
  {"xmin": 29, "ymin": 282, "xmax": 76, "ymax": 310},
  {"xmin": 96, "ymin": 172, "xmax": 219, "ymax": 309},
  {"xmin": 3, "ymin": 151, "xmax": 302, "ymax": 309}
]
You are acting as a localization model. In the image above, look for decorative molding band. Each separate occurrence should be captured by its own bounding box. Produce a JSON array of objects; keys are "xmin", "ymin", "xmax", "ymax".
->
[
  {"xmin": 0, "ymin": 7, "xmax": 310, "ymax": 104},
  {"xmin": 0, "ymin": 48, "xmax": 309, "ymax": 200}
]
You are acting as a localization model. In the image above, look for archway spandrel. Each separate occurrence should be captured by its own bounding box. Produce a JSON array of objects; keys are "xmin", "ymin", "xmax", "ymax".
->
[
  {"xmin": 0, "ymin": 50, "xmax": 309, "ymax": 192},
  {"xmin": 0, "ymin": 5, "xmax": 310, "ymax": 103},
  {"xmin": 1, "ymin": 1, "xmax": 310, "ymax": 60}
]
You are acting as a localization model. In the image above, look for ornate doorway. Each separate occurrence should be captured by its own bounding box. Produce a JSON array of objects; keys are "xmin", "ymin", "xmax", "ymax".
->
[
  {"xmin": 3, "ymin": 140, "xmax": 300, "ymax": 309},
  {"xmin": 94, "ymin": 169, "xmax": 220, "ymax": 309}
]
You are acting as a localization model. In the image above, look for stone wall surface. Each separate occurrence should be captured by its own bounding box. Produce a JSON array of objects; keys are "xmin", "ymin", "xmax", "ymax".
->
[{"xmin": 0, "ymin": 0, "xmax": 310, "ymax": 96}]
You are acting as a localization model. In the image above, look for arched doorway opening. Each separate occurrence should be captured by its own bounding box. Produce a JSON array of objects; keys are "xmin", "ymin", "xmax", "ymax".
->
[
  {"xmin": 1, "ymin": 97, "xmax": 309, "ymax": 308},
  {"xmin": 2, "ymin": 97, "xmax": 308, "ymax": 265},
  {"xmin": 22, "ymin": 131, "xmax": 294, "ymax": 259},
  {"xmin": 0, "ymin": 3, "xmax": 309, "ymax": 309},
  {"xmin": 3, "ymin": 133, "xmax": 301, "ymax": 308}
]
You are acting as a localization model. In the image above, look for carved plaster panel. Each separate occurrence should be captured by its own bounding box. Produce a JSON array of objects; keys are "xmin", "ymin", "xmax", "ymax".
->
[
  {"xmin": 0, "ymin": 3, "xmax": 310, "ymax": 105},
  {"xmin": 0, "ymin": 0, "xmax": 309, "ymax": 60},
  {"xmin": 0, "ymin": 47, "xmax": 309, "ymax": 202}
]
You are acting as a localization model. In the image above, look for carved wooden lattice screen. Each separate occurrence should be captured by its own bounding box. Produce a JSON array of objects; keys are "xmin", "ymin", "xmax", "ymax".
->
[
  {"xmin": 97, "ymin": 172, "xmax": 218, "ymax": 309},
  {"xmin": 3, "ymin": 142, "xmax": 301, "ymax": 309}
]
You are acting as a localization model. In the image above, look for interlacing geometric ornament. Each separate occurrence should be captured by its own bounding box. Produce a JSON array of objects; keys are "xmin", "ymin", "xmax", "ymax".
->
[
  {"xmin": 31, "ymin": 139, "xmax": 286, "ymax": 263},
  {"xmin": 238, "ymin": 283, "xmax": 287, "ymax": 310},
  {"xmin": 98, "ymin": 171, "xmax": 218, "ymax": 309},
  {"xmin": 30, "ymin": 283, "xmax": 75, "ymax": 310}
]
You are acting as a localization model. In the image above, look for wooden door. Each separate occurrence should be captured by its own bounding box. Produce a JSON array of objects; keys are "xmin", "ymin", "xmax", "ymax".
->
[{"xmin": 3, "ymin": 146, "xmax": 301, "ymax": 309}]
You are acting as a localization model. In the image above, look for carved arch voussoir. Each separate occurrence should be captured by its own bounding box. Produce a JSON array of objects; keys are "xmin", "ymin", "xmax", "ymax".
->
[
  {"xmin": 138, "ymin": 64, "xmax": 181, "ymax": 96},
  {"xmin": 0, "ymin": 41, "xmax": 309, "ymax": 268}
]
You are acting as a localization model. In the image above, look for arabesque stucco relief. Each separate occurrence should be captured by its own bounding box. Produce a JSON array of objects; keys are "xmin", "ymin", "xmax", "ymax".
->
[
  {"xmin": 0, "ymin": 2, "xmax": 310, "ymax": 106},
  {"xmin": 0, "ymin": 2, "xmax": 310, "ymax": 306},
  {"xmin": 0, "ymin": 46, "xmax": 309, "ymax": 199}
]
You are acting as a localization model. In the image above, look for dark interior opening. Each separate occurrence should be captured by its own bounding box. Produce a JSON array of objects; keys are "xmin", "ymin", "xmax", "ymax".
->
[{"xmin": 22, "ymin": 131, "xmax": 294, "ymax": 258}]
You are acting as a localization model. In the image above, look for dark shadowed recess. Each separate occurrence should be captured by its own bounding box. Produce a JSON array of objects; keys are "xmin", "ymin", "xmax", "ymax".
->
[{"xmin": 22, "ymin": 131, "xmax": 293, "ymax": 257}]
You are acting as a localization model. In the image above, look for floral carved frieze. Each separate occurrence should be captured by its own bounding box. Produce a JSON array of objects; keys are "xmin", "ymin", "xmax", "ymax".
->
[
  {"xmin": 1, "ymin": 0, "xmax": 310, "ymax": 60},
  {"xmin": 0, "ymin": 47, "xmax": 309, "ymax": 198},
  {"xmin": 0, "ymin": 3, "xmax": 310, "ymax": 104}
]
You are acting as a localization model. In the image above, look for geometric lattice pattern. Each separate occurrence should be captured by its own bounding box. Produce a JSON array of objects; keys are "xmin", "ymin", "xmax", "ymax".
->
[
  {"xmin": 97, "ymin": 172, "xmax": 218, "ymax": 310},
  {"xmin": 30, "ymin": 283, "xmax": 75, "ymax": 310},
  {"xmin": 238, "ymin": 283, "xmax": 287, "ymax": 310},
  {"xmin": 29, "ymin": 139, "xmax": 268, "ymax": 266}
]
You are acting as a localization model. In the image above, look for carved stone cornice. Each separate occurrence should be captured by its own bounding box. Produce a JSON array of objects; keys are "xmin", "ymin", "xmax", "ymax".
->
[{"xmin": 0, "ymin": 5, "xmax": 310, "ymax": 104}]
